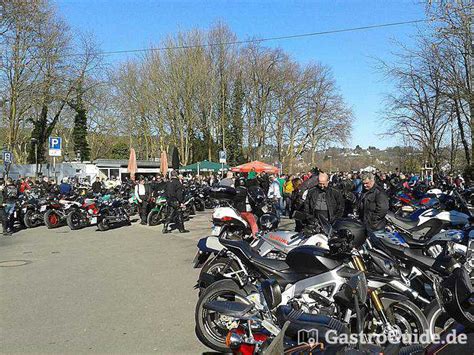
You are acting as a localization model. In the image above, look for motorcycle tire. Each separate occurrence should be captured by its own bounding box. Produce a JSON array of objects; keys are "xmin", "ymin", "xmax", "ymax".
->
[
  {"xmin": 67, "ymin": 211, "xmax": 84, "ymax": 230},
  {"xmin": 97, "ymin": 219, "xmax": 110, "ymax": 231},
  {"xmin": 190, "ymin": 203, "xmax": 196, "ymax": 216},
  {"xmin": 195, "ymin": 279, "xmax": 256, "ymax": 353},
  {"xmin": 380, "ymin": 295, "xmax": 429, "ymax": 342},
  {"xmin": 195, "ymin": 199, "xmax": 205, "ymax": 212},
  {"xmin": 205, "ymin": 199, "xmax": 215, "ymax": 209},
  {"xmin": 24, "ymin": 209, "xmax": 42, "ymax": 228},
  {"xmin": 44, "ymin": 210, "xmax": 62, "ymax": 229},
  {"xmin": 147, "ymin": 209, "xmax": 163, "ymax": 226},
  {"xmin": 198, "ymin": 257, "xmax": 240, "ymax": 294},
  {"xmin": 425, "ymin": 300, "xmax": 454, "ymax": 338}
]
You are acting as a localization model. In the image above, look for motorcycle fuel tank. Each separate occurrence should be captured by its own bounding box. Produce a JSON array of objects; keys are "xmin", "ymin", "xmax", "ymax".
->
[{"xmin": 286, "ymin": 245, "xmax": 341, "ymax": 274}]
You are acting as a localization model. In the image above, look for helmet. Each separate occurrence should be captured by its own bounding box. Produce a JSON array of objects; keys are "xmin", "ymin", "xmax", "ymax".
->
[
  {"xmin": 248, "ymin": 186, "xmax": 266, "ymax": 206},
  {"xmin": 331, "ymin": 218, "xmax": 366, "ymax": 249},
  {"xmin": 235, "ymin": 177, "xmax": 246, "ymax": 187},
  {"xmin": 259, "ymin": 213, "xmax": 279, "ymax": 231}
]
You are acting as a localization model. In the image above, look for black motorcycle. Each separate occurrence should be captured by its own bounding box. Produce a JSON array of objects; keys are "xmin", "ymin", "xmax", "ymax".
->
[{"xmin": 96, "ymin": 197, "xmax": 131, "ymax": 231}]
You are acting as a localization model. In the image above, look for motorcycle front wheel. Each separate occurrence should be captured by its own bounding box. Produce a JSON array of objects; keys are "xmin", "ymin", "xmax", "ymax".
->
[
  {"xmin": 376, "ymin": 295, "xmax": 429, "ymax": 344},
  {"xmin": 147, "ymin": 209, "xmax": 164, "ymax": 226}
]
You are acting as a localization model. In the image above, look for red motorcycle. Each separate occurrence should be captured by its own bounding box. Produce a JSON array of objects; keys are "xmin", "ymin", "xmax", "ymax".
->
[{"xmin": 66, "ymin": 197, "xmax": 99, "ymax": 230}]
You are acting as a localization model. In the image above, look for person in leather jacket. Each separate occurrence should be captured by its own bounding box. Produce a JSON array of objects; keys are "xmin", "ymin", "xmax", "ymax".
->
[
  {"xmin": 163, "ymin": 170, "xmax": 188, "ymax": 233},
  {"xmin": 358, "ymin": 172, "xmax": 389, "ymax": 231},
  {"xmin": 305, "ymin": 172, "xmax": 344, "ymax": 224}
]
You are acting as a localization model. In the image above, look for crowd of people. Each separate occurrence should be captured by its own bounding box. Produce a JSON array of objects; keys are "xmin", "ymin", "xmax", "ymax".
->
[{"xmin": 0, "ymin": 166, "xmax": 467, "ymax": 236}]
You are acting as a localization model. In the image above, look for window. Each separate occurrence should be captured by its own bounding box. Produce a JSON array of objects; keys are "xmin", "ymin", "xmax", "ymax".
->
[
  {"xmin": 99, "ymin": 168, "xmax": 109, "ymax": 178},
  {"xmin": 109, "ymin": 169, "xmax": 119, "ymax": 179}
]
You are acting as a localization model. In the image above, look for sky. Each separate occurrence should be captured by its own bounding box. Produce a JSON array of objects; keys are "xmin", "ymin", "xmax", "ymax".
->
[{"xmin": 54, "ymin": 0, "xmax": 428, "ymax": 149}]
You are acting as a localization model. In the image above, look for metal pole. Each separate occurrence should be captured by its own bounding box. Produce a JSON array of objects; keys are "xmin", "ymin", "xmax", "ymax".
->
[{"xmin": 35, "ymin": 144, "xmax": 38, "ymax": 178}]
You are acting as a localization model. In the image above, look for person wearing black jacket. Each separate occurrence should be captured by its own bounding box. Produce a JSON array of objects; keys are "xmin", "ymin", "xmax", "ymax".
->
[
  {"xmin": 358, "ymin": 173, "xmax": 389, "ymax": 232},
  {"xmin": 305, "ymin": 172, "xmax": 344, "ymax": 224},
  {"xmin": 151, "ymin": 174, "xmax": 167, "ymax": 197},
  {"xmin": 163, "ymin": 170, "xmax": 188, "ymax": 233},
  {"xmin": 3, "ymin": 178, "xmax": 18, "ymax": 235},
  {"xmin": 92, "ymin": 177, "xmax": 102, "ymax": 194}
]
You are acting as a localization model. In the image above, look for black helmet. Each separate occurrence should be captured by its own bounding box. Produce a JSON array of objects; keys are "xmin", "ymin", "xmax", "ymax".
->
[
  {"xmin": 331, "ymin": 218, "xmax": 366, "ymax": 249},
  {"xmin": 259, "ymin": 213, "xmax": 279, "ymax": 231},
  {"xmin": 235, "ymin": 177, "xmax": 246, "ymax": 187}
]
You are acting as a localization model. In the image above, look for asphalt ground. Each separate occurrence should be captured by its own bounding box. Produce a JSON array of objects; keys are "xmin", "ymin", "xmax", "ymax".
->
[{"xmin": 0, "ymin": 211, "xmax": 214, "ymax": 354}]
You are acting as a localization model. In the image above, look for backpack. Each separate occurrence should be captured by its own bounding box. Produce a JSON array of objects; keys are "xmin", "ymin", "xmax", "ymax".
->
[{"xmin": 5, "ymin": 185, "xmax": 18, "ymax": 199}]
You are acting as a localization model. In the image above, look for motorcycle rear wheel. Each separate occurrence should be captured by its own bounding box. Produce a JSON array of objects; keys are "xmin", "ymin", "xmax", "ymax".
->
[
  {"xmin": 198, "ymin": 257, "xmax": 240, "ymax": 294},
  {"xmin": 44, "ymin": 210, "xmax": 62, "ymax": 229},
  {"xmin": 67, "ymin": 211, "xmax": 84, "ymax": 230},
  {"xmin": 24, "ymin": 209, "xmax": 42, "ymax": 228},
  {"xmin": 195, "ymin": 279, "xmax": 255, "ymax": 353},
  {"xmin": 97, "ymin": 219, "xmax": 110, "ymax": 231}
]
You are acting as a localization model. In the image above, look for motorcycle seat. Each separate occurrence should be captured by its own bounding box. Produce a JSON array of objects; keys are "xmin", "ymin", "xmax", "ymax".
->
[
  {"xmin": 220, "ymin": 239, "xmax": 289, "ymax": 272},
  {"xmin": 386, "ymin": 211, "xmax": 418, "ymax": 229}
]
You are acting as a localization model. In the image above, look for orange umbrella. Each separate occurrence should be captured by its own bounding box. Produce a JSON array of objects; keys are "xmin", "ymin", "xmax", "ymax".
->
[
  {"xmin": 160, "ymin": 151, "xmax": 168, "ymax": 176},
  {"xmin": 127, "ymin": 147, "xmax": 137, "ymax": 181},
  {"xmin": 231, "ymin": 161, "xmax": 279, "ymax": 174}
]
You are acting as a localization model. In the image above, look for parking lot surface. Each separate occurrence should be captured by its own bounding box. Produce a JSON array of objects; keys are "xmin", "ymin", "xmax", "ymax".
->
[{"xmin": 0, "ymin": 212, "xmax": 212, "ymax": 354}]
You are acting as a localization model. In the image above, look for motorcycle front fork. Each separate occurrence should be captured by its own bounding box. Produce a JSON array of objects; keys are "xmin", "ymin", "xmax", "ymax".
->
[{"xmin": 352, "ymin": 255, "xmax": 391, "ymax": 325}]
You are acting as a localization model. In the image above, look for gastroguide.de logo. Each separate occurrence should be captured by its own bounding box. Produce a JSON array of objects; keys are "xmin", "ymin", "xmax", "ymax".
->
[{"xmin": 298, "ymin": 328, "xmax": 468, "ymax": 346}]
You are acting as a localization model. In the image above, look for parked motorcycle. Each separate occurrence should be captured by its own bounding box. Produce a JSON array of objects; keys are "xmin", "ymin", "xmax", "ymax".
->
[
  {"xmin": 96, "ymin": 196, "xmax": 131, "ymax": 231},
  {"xmin": 66, "ymin": 196, "xmax": 100, "ymax": 230},
  {"xmin": 147, "ymin": 195, "xmax": 168, "ymax": 226}
]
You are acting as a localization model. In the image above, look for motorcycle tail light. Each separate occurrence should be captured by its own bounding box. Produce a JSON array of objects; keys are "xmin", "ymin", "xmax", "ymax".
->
[{"xmin": 221, "ymin": 216, "xmax": 233, "ymax": 222}]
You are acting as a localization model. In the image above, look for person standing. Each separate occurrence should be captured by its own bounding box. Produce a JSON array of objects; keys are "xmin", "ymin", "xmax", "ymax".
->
[
  {"xmin": 3, "ymin": 178, "xmax": 18, "ymax": 235},
  {"xmin": 153, "ymin": 174, "xmax": 167, "ymax": 197},
  {"xmin": 59, "ymin": 177, "xmax": 73, "ymax": 196},
  {"xmin": 267, "ymin": 175, "xmax": 282, "ymax": 218},
  {"xmin": 283, "ymin": 176, "xmax": 294, "ymax": 217},
  {"xmin": 0, "ymin": 180, "xmax": 7, "ymax": 235},
  {"xmin": 163, "ymin": 170, "xmax": 189, "ymax": 233},
  {"xmin": 278, "ymin": 174, "xmax": 287, "ymax": 216},
  {"xmin": 219, "ymin": 172, "xmax": 235, "ymax": 187},
  {"xmin": 305, "ymin": 172, "xmax": 344, "ymax": 224},
  {"xmin": 135, "ymin": 176, "xmax": 151, "ymax": 225},
  {"xmin": 358, "ymin": 173, "xmax": 389, "ymax": 232},
  {"xmin": 92, "ymin": 177, "xmax": 102, "ymax": 195}
]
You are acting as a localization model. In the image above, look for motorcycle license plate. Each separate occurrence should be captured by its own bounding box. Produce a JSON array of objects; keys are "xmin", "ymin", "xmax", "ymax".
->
[
  {"xmin": 211, "ymin": 225, "xmax": 222, "ymax": 236},
  {"xmin": 40, "ymin": 205, "xmax": 47, "ymax": 212},
  {"xmin": 91, "ymin": 217, "xmax": 97, "ymax": 224}
]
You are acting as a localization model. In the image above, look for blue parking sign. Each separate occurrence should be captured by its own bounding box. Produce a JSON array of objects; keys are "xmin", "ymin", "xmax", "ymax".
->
[{"xmin": 49, "ymin": 137, "xmax": 61, "ymax": 150}]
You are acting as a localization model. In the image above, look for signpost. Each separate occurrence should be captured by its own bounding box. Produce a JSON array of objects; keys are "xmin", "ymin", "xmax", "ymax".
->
[
  {"xmin": 219, "ymin": 150, "xmax": 226, "ymax": 178},
  {"xmin": 49, "ymin": 137, "xmax": 62, "ymax": 180},
  {"xmin": 2, "ymin": 150, "xmax": 13, "ymax": 178}
]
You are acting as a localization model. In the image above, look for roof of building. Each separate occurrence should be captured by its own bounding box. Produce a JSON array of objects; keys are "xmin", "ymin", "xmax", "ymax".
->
[{"xmin": 94, "ymin": 159, "xmax": 161, "ymax": 168}]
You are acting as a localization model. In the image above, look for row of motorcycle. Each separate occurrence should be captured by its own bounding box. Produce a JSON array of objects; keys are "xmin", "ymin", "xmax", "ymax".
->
[
  {"xmin": 12, "ymin": 183, "xmax": 218, "ymax": 232},
  {"xmin": 192, "ymin": 185, "xmax": 474, "ymax": 354}
]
